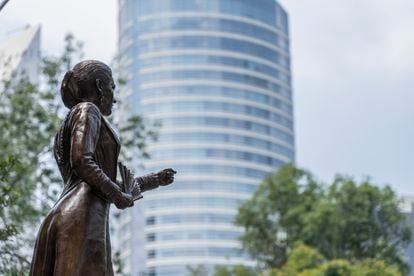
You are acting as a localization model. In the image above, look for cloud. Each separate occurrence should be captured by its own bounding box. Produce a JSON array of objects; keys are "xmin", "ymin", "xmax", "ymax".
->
[
  {"xmin": 279, "ymin": 0, "xmax": 414, "ymax": 193},
  {"xmin": 0, "ymin": 0, "xmax": 117, "ymax": 63}
]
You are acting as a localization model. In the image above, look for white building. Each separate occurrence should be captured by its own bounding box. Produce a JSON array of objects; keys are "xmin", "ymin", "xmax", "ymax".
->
[
  {"xmin": 0, "ymin": 25, "xmax": 41, "ymax": 87},
  {"xmin": 116, "ymin": 1, "xmax": 293, "ymax": 275}
]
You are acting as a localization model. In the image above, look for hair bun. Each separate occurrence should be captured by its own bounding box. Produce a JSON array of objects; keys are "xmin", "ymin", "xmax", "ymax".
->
[
  {"xmin": 62, "ymin": 70, "xmax": 74, "ymax": 88},
  {"xmin": 61, "ymin": 70, "xmax": 80, "ymax": 109}
]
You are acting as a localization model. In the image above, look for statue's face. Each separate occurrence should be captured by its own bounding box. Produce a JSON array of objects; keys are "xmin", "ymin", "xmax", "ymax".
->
[{"xmin": 99, "ymin": 75, "xmax": 116, "ymax": 116}]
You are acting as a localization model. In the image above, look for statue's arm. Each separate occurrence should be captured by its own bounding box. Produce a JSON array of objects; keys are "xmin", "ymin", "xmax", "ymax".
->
[
  {"xmin": 135, "ymin": 168, "xmax": 176, "ymax": 193},
  {"xmin": 69, "ymin": 103, "xmax": 123, "ymax": 201},
  {"xmin": 135, "ymin": 173, "xmax": 160, "ymax": 193}
]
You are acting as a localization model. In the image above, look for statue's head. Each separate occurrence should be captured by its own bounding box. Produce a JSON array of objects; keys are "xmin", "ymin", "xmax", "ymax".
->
[{"xmin": 61, "ymin": 60, "xmax": 115, "ymax": 116}]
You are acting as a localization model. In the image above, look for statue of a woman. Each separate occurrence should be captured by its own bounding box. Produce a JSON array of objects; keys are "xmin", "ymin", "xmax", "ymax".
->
[{"xmin": 30, "ymin": 60, "xmax": 175, "ymax": 276}]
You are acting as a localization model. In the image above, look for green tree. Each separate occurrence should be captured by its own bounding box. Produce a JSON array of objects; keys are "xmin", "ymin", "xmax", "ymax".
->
[
  {"xmin": 236, "ymin": 165, "xmax": 412, "ymax": 274},
  {"xmin": 270, "ymin": 244, "xmax": 401, "ymax": 276},
  {"xmin": 187, "ymin": 264, "xmax": 257, "ymax": 276},
  {"xmin": 213, "ymin": 265, "xmax": 257, "ymax": 276},
  {"xmin": 270, "ymin": 243, "xmax": 324, "ymax": 275},
  {"xmin": 0, "ymin": 65, "xmax": 61, "ymax": 275}
]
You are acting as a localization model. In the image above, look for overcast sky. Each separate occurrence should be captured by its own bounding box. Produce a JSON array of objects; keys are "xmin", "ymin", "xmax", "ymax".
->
[{"xmin": 1, "ymin": 0, "xmax": 413, "ymax": 195}]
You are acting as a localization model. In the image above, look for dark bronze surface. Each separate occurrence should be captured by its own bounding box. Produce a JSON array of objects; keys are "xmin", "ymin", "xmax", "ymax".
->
[{"xmin": 30, "ymin": 60, "xmax": 175, "ymax": 276}]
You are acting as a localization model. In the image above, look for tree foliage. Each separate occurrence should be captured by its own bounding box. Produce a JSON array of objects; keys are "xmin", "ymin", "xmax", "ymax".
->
[
  {"xmin": 236, "ymin": 164, "xmax": 412, "ymax": 274},
  {"xmin": 213, "ymin": 265, "xmax": 257, "ymax": 276},
  {"xmin": 0, "ymin": 60, "xmax": 61, "ymax": 275},
  {"xmin": 186, "ymin": 264, "xmax": 257, "ymax": 276},
  {"xmin": 270, "ymin": 244, "xmax": 401, "ymax": 276},
  {"xmin": 190, "ymin": 244, "xmax": 401, "ymax": 276},
  {"xmin": 118, "ymin": 115, "xmax": 159, "ymax": 163}
]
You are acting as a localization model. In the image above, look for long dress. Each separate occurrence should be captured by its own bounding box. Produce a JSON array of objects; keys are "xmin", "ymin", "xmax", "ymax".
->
[{"xmin": 30, "ymin": 102, "xmax": 121, "ymax": 276}]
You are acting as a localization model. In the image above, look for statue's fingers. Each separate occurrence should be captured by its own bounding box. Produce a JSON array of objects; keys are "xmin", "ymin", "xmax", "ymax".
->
[
  {"xmin": 164, "ymin": 168, "xmax": 176, "ymax": 174},
  {"xmin": 166, "ymin": 170, "xmax": 176, "ymax": 176}
]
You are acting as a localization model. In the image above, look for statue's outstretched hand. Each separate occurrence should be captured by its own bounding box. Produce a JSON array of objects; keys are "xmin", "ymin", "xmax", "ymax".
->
[{"xmin": 157, "ymin": 168, "xmax": 176, "ymax": 186}]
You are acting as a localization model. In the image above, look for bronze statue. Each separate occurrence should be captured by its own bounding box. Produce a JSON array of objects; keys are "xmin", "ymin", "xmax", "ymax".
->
[{"xmin": 30, "ymin": 60, "xmax": 175, "ymax": 276}]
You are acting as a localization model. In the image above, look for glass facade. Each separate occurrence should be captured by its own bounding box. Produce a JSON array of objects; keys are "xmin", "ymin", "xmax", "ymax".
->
[{"xmin": 117, "ymin": 0, "xmax": 293, "ymax": 275}]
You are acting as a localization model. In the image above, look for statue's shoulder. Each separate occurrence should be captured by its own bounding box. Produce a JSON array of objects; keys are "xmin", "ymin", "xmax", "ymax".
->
[
  {"xmin": 66, "ymin": 102, "xmax": 103, "ymax": 129},
  {"xmin": 70, "ymin": 102, "xmax": 102, "ymax": 118}
]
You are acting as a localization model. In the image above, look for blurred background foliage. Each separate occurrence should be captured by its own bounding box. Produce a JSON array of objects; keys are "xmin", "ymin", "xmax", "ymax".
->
[{"xmin": 188, "ymin": 165, "xmax": 411, "ymax": 276}]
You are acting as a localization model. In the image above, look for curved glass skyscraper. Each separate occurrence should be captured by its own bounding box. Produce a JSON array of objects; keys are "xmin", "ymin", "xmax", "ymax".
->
[{"xmin": 117, "ymin": 1, "xmax": 293, "ymax": 275}]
